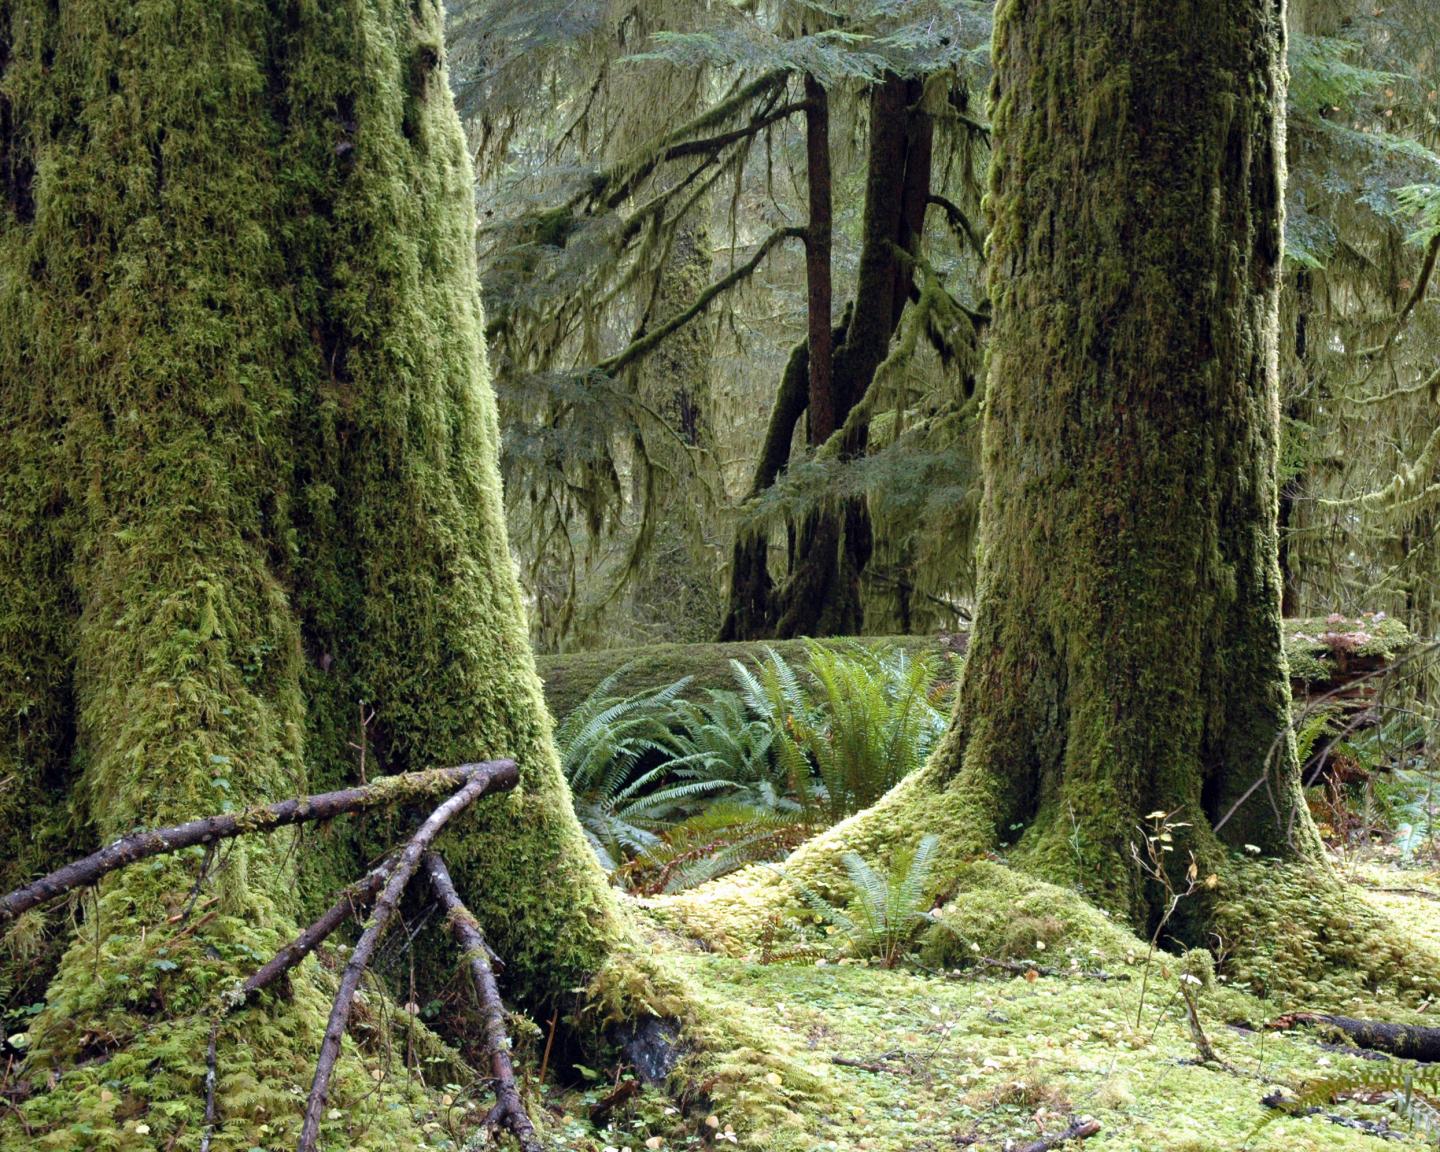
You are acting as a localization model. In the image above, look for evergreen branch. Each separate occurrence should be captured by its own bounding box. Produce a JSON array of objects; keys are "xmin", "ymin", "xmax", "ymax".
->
[{"xmin": 594, "ymin": 227, "xmax": 805, "ymax": 379}]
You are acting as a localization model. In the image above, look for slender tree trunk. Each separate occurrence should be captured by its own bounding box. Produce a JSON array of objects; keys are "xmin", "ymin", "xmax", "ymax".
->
[
  {"xmin": 804, "ymin": 74, "xmax": 835, "ymax": 444},
  {"xmin": 772, "ymin": 75, "xmax": 929, "ymax": 639},
  {"xmin": 0, "ymin": 3, "xmax": 631, "ymax": 1145}
]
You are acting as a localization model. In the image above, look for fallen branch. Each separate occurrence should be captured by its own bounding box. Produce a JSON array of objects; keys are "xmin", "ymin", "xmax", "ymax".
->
[
  {"xmin": 423, "ymin": 852, "xmax": 542, "ymax": 1152},
  {"xmin": 831, "ymin": 1052, "xmax": 910, "ymax": 1076},
  {"xmin": 1180, "ymin": 981, "xmax": 1226, "ymax": 1068},
  {"xmin": 1014, "ymin": 1117, "xmax": 1101, "ymax": 1152},
  {"xmin": 588, "ymin": 1077, "xmax": 641, "ymax": 1128},
  {"xmin": 298, "ymin": 770, "xmax": 514, "ymax": 1152},
  {"xmin": 1262, "ymin": 1091, "xmax": 1406, "ymax": 1141},
  {"xmin": 200, "ymin": 859, "xmax": 396, "ymax": 1152},
  {"xmin": 1268, "ymin": 1013, "xmax": 1440, "ymax": 1062},
  {"xmin": 1, "ymin": 760, "xmax": 517, "ymax": 922}
]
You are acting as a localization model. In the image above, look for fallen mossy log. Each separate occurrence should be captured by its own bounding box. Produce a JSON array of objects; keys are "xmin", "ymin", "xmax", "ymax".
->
[
  {"xmin": 0, "ymin": 760, "xmax": 517, "ymax": 921},
  {"xmin": 1013, "ymin": 1117, "xmax": 1101, "ymax": 1152},
  {"xmin": 1268, "ymin": 1012, "xmax": 1440, "ymax": 1062},
  {"xmin": 533, "ymin": 619, "xmax": 1409, "ymax": 720},
  {"xmin": 534, "ymin": 635, "xmax": 962, "ymax": 717}
]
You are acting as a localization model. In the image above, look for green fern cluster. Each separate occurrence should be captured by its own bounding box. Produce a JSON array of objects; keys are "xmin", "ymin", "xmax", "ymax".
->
[
  {"xmin": 553, "ymin": 642, "xmax": 950, "ymax": 889},
  {"xmin": 733, "ymin": 641, "xmax": 949, "ymax": 822},
  {"xmin": 783, "ymin": 833, "xmax": 946, "ymax": 968}
]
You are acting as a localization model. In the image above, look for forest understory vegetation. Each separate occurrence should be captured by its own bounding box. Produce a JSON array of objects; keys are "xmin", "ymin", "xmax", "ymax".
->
[{"xmin": 7, "ymin": 0, "xmax": 1440, "ymax": 1150}]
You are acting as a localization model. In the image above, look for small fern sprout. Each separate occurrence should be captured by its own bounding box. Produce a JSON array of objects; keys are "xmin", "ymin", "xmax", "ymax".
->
[{"xmin": 780, "ymin": 833, "xmax": 945, "ymax": 969}]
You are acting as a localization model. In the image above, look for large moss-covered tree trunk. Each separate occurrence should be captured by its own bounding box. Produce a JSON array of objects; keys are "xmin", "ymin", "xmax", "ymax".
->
[
  {"xmin": 681, "ymin": 0, "xmax": 1323, "ymax": 941},
  {"xmin": 0, "ymin": 2, "xmax": 630, "ymax": 1146},
  {"xmin": 923, "ymin": 0, "xmax": 1310, "ymax": 916}
]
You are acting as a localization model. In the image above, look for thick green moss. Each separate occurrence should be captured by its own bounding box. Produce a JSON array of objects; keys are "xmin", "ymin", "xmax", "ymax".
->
[
  {"xmin": 535, "ymin": 633, "xmax": 956, "ymax": 718},
  {"xmin": 1283, "ymin": 614, "xmax": 1415, "ymax": 687},
  {"xmin": 0, "ymin": 2, "xmax": 633, "ymax": 1146}
]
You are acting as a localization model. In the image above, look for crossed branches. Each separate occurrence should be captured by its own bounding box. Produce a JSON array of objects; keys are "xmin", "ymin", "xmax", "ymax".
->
[{"xmin": 1, "ymin": 759, "xmax": 542, "ymax": 1152}]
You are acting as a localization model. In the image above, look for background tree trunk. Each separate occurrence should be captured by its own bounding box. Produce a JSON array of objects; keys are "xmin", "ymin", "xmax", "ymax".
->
[{"xmin": 0, "ymin": 2, "xmax": 627, "ymax": 1145}]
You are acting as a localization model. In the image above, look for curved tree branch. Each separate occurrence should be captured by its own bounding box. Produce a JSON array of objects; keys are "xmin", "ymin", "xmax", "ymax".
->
[{"xmin": 0, "ymin": 761, "xmax": 517, "ymax": 922}]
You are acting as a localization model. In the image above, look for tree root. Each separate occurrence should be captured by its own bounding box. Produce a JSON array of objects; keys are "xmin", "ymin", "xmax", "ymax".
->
[
  {"xmin": 423, "ymin": 852, "xmax": 543, "ymax": 1152},
  {"xmin": 1268, "ymin": 1013, "xmax": 1440, "ymax": 1062},
  {"xmin": 0, "ymin": 760, "xmax": 517, "ymax": 921}
]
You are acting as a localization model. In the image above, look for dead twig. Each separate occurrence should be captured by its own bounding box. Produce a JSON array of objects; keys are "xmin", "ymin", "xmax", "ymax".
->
[
  {"xmin": 199, "ymin": 858, "xmax": 397, "ymax": 1152},
  {"xmin": 831, "ymin": 1051, "xmax": 910, "ymax": 1076},
  {"xmin": 588, "ymin": 1077, "xmax": 641, "ymax": 1128},
  {"xmin": 298, "ymin": 770, "xmax": 514, "ymax": 1152},
  {"xmin": 423, "ymin": 852, "xmax": 542, "ymax": 1152},
  {"xmin": 1, "ymin": 760, "xmax": 517, "ymax": 922}
]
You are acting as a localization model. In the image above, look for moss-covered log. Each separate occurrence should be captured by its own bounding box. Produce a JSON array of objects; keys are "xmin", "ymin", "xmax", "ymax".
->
[
  {"xmin": 0, "ymin": 2, "xmax": 637, "ymax": 1146},
  {"xmin": 536, "ymin": 633, "xmax": 962, "ymax": 718},
  {"xmin": 535, "ymin": 621, "xmax": 1406, "ymax": 723}
]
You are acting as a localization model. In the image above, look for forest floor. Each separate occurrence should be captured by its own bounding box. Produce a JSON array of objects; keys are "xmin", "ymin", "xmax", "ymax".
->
[{"xmin": 542, "ymin": 860, "xmax": 1440, "ymax": 1152}]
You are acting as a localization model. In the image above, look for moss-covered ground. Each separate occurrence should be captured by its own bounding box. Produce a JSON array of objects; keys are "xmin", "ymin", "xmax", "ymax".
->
[{"xmin": 529, "ymin": 863, "xmax": 1440, "ymax": 1152}]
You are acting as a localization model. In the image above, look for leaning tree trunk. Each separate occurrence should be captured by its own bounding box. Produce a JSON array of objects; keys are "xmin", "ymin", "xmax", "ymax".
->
[
  {"xmin": 685, "ymin": 0, "xmax": 1316, "ymax": 935},
  {"xmin": 0, "ymin": 2, "xmax": 630, "ymax": 1147}
]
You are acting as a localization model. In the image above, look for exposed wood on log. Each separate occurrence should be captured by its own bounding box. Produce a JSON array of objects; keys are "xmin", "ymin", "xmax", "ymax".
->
[
  {"xmin": 1014, "ymin": 1117, "xmax": 1101, "ymax": 1152},
  {"xmin": 588, "ymin": 1077, "xmax": 641, "ymax": 1128},
  {"xmin": 423, "ymin": 851, "xmax": 542, "ymax": 1152},
  {"xmin": 200, "ymin": 859, "xmax": 396, "ymax": 1152},
  {"xmin": 1268, "ymin": 1013, "xmax": 1440, "ymax": 1062},
  {"xmin": 298, "ymin": 770, "xmax": 512, "ymax": 1152},
  {"xmin": 1, "ymin": 761, "xmax": 517, "ymax": 922}
]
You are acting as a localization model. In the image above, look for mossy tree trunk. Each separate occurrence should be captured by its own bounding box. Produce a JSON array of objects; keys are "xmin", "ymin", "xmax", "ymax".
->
[
  {"xmin": 948, "ymin": 0, "xmax": 1314, "ymax": 919},
  {"xmin": 917, "ymin": 0, "xmax": 1313, "ymax": 922},
  {"xmin": 0, "ymin": 2, "xmax": 630, "ymax": 1146},
  {"xmin": 690, "ymin": 0, "xmax": 1319, "ymax": 938}
]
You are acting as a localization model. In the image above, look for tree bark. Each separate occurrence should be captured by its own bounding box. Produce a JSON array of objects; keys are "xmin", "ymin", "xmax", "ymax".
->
[
  {"xmin": 0, "ymin": 3, "xmax": 637, "ymax": 1146},
  {"xmin": 692, "ymin": 0, "xmax": 1314, "ymax": 940},
  {"xmin": 909, "ymin": 0, "xmax": 1307, "ymax": 919},
  {"xmin": 772, "ymin": 75, "xmax": 930, "ymax": 639}
]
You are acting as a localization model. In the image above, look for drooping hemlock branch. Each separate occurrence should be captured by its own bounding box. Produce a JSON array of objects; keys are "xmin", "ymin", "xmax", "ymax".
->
[{"xmin": 0, "ymin": 760, "xmax": 518, "ymax": 922}]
